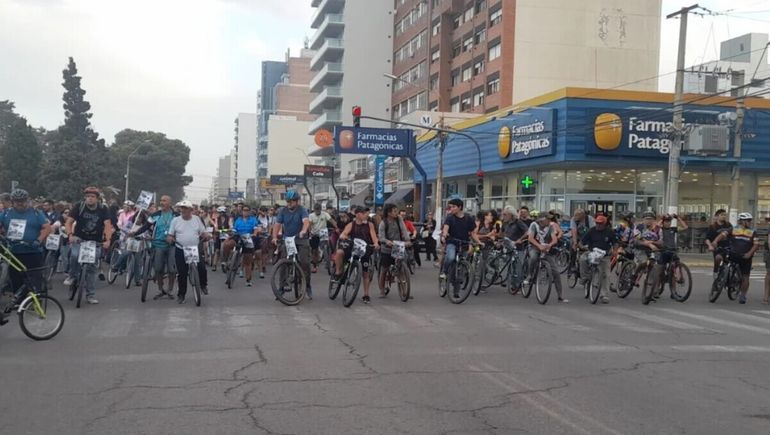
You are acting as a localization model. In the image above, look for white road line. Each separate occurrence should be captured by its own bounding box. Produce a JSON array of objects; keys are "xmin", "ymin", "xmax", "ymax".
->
[
  {"xmin": 607, "ymin": 307, "xmax": 721, "ymax": 333},
  {"xmin": 656, "ymin": 307, "xmax": 770, "ymax": 335},
  {"xmin": 714, "ymin": 309, "xmax": 770, "ymax": 327},
  {"xmin": 751, "ymin": 310, "xmax": 770, "ymax": 318},
  {"xmin": 567, "ymin": 309, "xmax": 665, "ymax": 334},
  {"xmin": 527, "ymin": 312, "xmax": 591, "ymax": 332}
]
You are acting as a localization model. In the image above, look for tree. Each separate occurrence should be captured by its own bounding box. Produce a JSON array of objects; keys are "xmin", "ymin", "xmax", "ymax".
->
[
  {"xmin": 41, "ymin": 57, "xmax": 109, "ymax": 201},
  {"xmin": 107, "ymin": 129, "xmax": 192, "ymax": 202},
  {"xmin": 0, "ymin": 117, "xmax": 42, "ymax": 195}
]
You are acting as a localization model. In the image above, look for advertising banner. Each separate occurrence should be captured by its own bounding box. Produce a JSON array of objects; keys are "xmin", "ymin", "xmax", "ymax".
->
[
  {"xmin": 374, "ymin": 156, "xmax": 385, "ymax": 206},
  {"xmin": 303, "ymin": 164, "xmax": 334, "ymax": 179},
  {"xmin": 497, "ymin": 108, "xmax": 556, "ymax": 162},
  {"xmin": 269, "ymin": 175, "xmax": 303, "ymax": 186},
  {"xmin": 333, "ymin": 126, "xmax": 414, "ymax": 157}
]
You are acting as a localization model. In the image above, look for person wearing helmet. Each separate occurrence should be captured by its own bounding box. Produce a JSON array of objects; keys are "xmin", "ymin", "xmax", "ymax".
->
[
  {"xmin": 615, "ymin": 212, "xmax": 635, "ymax": 247},
  {"xmin": 272, "ymin": 190, "xmax": 313, "ymax": 298},
  {"xmin": 0, "ymin": 189, "xmax": 51, "ymax": 321},
  {"xmin": 712, "ymin": 212, "xmax": 760, "ymax": 304},
  {"xmin": 167, "ymin": 200, "xmax": 210, "ymax": 304},
  {"xmin": 131, "ymin": 195, "xmax": 179, "ymax": 299},
  {"xmin": 309, "ymin": 203, "xmax": 336, "ymax": 274},
  {"xmin": 578, "ymin": 214, "xmax": 617, "ymax": 303},
  {"xmin": 223, "ymin": 204, "xmax": 259, "ymax": 286},
  {"xmin": 64, "ymin": 187, "xmax": 114, "ymax": 304},
  {"xmin": 255, "ymin": 206, "xmax": 273, "ymax": 277},
  {"xmin": 211, "ymin": 205, "xmax": 231, "ymax": 272},
  {"xmin": 527, "ymin": 213, "xmax": 568, "ymax": 302}
]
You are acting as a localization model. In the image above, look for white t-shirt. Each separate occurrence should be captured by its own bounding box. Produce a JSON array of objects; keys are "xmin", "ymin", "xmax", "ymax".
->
[
  {"xmin": 309, "ymin": 212, "xmax": 332, "ymax": 235},
  {"xmin": 167, "ymin": 216, "xmax": 206, "ymax": 248}
]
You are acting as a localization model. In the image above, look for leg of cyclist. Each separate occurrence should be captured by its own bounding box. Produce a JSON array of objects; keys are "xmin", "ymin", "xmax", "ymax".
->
[
  {"xmin": 242, "ymin": 248, "xmax": 254, "ymax": 286},
  {"xmin": 738, "ymin": 256, "xmax": 752, "ymax": 303},
  {"xmin": 296, "ymin": 240, "xmax": 312, "ymax": 299},
  {"xmin": 525, "ymin": 247, "xmax": 540, "ymax": 285},
  {"xmin": 174, "ymin": 247, "xmax": 188, "ymax": 303},
  {"xmin": 361, "ymin": 254, "xmax": 372, "ymax": 300},
  {"xmin": 440, "ymin": 242, "xmax": 457, "ymax": 278},
  {"xmin": 598, "ymin": 256, "xmax": 611, "ymax": 303},
  {"xmin": 544, "ymin": 254, "xmax": 566, "ymax": 302},
  {"xmin": 378, "ymin": 250, "xmax": 394, "ymax": 296},
  {"xmin": 84, "ymin": 246, "xmax": 102, "ymax": 303},
  {"xmin": 254, "ymin": 239, "xmax": 265, "ymax": 279},
  {"xmin": 309, "ymin": 235, "xmax": 320, "ymax": 273},
  {"xmin": 510, "ymin": 249, "xmax": 526, "ymax": 291}
]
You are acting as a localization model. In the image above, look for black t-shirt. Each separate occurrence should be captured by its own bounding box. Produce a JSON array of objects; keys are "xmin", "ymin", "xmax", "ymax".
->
[
  {"xmin": 72, "ymin": 202, "xmax": 110, "ymax": 242},
  {"xmin": 503, "ymin": 219, "xmax": 529, "ymax": 249},
  {"xmin": 444, "ymin": 213, "xmax": 476, "ymax": 243},
  {"xmin": 581, "ymin": 227, "xmax": 617, "ymax": 252},
  {"xmin": 706, "ymin": 222, "xmax": 732, "ymax": 248}
]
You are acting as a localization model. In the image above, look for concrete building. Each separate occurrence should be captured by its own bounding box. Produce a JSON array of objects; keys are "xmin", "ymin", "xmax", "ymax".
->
[
  {"xmin": 307, "ymin": 0, "xmax": 393, "ymax": 199},
  {"xmin": 233, "ymin": 113, "xmax": 257, "ymax": 199},
  {"xmin": 257, "ymin": 61, "xmax": 289, "ymax": 180},
  {"xmin": 391, "ymin": 0, "xmax": 661, "ymax": 120},
  {"xmin": 685, "ymin": 33, "xmax": 770, "ymax": 99},
  {"xmin": 215, "ymin": 154, "xmax": 232, "ymax": 199}
]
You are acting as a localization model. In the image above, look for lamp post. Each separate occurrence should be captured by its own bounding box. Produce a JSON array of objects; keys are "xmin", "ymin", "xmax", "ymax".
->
[{"xmin": 124, "ymin": 143, "xmax": 148, "ymax": 202}]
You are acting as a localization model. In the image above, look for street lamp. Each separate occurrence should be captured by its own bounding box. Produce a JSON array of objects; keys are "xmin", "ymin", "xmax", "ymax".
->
[{"xmin": 125, "ymin": 141, "xmax": 150, "ymax": 202}]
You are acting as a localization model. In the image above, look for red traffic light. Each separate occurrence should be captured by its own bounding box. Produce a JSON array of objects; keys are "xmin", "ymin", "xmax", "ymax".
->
[
  {"xmin": 476, "ymin": 170, "xmax": 484, "ymax": 178},
  {"xmin": 352, "ymin": 106, "xmax": 362, "ymax": 117}
]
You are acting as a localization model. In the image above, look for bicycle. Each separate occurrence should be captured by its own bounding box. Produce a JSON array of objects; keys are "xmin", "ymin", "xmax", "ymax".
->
[
  {"xmin": 655, "ymin": 252, "xmax": 692, "ymax": 302},
  {"xmin": 106, "ymin": 237, "xmax": 123, "ymax": 285},
  {"xmin": 123, "ymin": 237, "xmax": 144, "ymax": 290},
  {"xmin": 317, "ymin": 228, "xmax": 335, "ymax": 276},
  {"xmin": 225, "ymin": 233, "xmax": 249, "ymax": 289},
  {"xmin": 43, "ymin": 233, "xmax": 62, "ymax": 284},
  {"xmin": 709, "ymin": 249, "xmax": 743, "ymax": 303},
  {"xmin": 0, "ymin": 238, "xmax": 65, "ymax": 340},
  {"xmin": 438, "ymin": 239, "xmax": 473, "ymax": 304},
  {"xmin": 140, "ymin": 242, "xmax": 158, "ymax": 302},
  {"xmin": 583, "ymin": 248, "xmax": 607, "ymax": 304},
  {"xmin": 382, "ymin": 241, "xmax": 410, "ymax": 302},
  {"xmin": 328, "ymin": 238, "xmax": 372, "ymax": 307},
  {"xmin": 183, "ymin": 245, "xmax": 203, "ymax": 307},
  {"xmin": 68, "ymin": 239, "xmax": 99, "ymax": 308},
  {"xmin": 609, "ymin": 246, "xmax": 634, "ymax": 294},
  {"xmin": 566, "ymin": 247, "xmax": 584, "ymax": 290},
  {"xmin": 553, "ymin": 236, "xmax": 572, "ymax": 274},
  {"xmin": 525, "ymin": 249, "xmax": 556, "ymax": 305},
  {"xmin": 271, "ymin": 236, "xmax": 306, "ymax": 306}
]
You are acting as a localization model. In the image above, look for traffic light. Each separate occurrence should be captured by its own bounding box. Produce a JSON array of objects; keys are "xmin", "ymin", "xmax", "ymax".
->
[
  {"xmin": 352, "ymin": 105, "xmax": 362, "ymax": 128},
  {"xmin": 475, "ymin": 170, "xmax": 484, "ymax": 206}
]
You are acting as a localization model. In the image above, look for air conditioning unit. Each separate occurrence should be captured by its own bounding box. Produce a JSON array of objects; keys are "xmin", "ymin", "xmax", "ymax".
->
[{"xmin": 684, "ymin": 125, "xmax": 729, "ymax": 155}]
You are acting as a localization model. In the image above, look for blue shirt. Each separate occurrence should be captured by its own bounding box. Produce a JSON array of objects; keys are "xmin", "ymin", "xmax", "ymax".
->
[
  {"xmin": 276, "ymin": 206, "xmax": 308, "ymax": 238},
  {"xmin": 150, "ymin": 211, "xmax": 175, "ymax": 248},
  {"xmin": 233, "ymin": 216, "xmax": 257, "ymax": 235},
  {"xmin": 1, "ymin": 208, "xmax": 47, "ymax": 254}
]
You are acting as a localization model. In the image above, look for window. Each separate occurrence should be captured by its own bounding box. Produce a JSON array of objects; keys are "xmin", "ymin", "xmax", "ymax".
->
[
  {"xmin": 487, "ymin": 77, "xmax": 500, "ymax": 94},
  {"xmin": 429, "ymin": 100, "xmax": 439, "ymax": 111},
  {"xmin": 451, "ymin": 69, "xmax": 460, "ymax": 86},
  {"xmin": 464, "ymin": 7, "xmax": 474, "ymax": 22},
  {"xmin": 462, "ymin": 35, "xmax": 474, "ymax": 52},
  {"xmin": 432, "ymin": 21, "xmax": 441, "ymax": 36},
  {"xmin": 462, "ymin": 66, "xmax": 472, "ymax": 81},
  {"xmin": 351, "ymin": 158, "xmax": 368, "ymax": 175},
  {"xmin": 488, "ymin": 42, "xmax": 501, "ymax": 60},
  {"xmin": 473, "ymin": 89, "xmax": 484, "ymax": 106},
  {"xmin": 450, "ymin": 97, "xmax": 460, "ymax": 112},
  {"xmin": 490, "ymin": 9, "xmax": 502, "ymax": 26},
  {"xmin": 429, "ymin": 74, "xmax": 438, "ymax": 90},
  {"xmin": 430, "ymin": 49, "xmax": 440, "ymax": 63},
  {"xmin": 451, "ymin": 44, "xmax": 461, "ymax": 58},
  {"xmin": 475, "ymin": 0, "xmax": 486, "ymax": 13},
  {"xmin": 474, "ymin": 27, "xmax": 486, "ymax": 44},
  {"xmin": 461, "ymin": 95, "xmax": 471, "ymax": 111},
  {"xmin": 453, "ymin": 16, "xmax": 461, "ymax": 29},
  {"xmin": 473, "ymin": 59, "xmax": 484, "ymax": 75}
]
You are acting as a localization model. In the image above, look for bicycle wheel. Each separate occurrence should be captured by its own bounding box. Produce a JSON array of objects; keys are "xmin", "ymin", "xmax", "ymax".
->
[
  {"xmin": 397, "ymin": 262, "xmax": 411, "ymax": 302},
  {"xmin": 44, "ymin": 251, "xmax": 58, "ymax": 283},
  {"xmin": 125, "ymin": 254, "xmax": 135, "ymax": 289},
  {"xmin": 522, "ymin": 263, "xmax": 536, "ymax": 299},
  {"xmin": 107, "ymin": 248, "xmax": 120, "ymax": 284},
  {"xmin": 535, "ymin": 264, "xmax": 552, "ymax": 305},
  {"xmin": 226, "ymin": 252, "xmax": 239, "ymax": 289},
  {"xmin": 328, "ymin": 275, "xmax": 342, "ymax": 300},
  {"xmin": 190, "ymin": 264, "xmax": 201, "ymax": 307},
  {"xmin": 640, "ymin": 269, "xmax": 654, "ymax": 305},
  {"xmin": 141, "ymin": 253, "xmax": 153, "ymax": 303},
  {"xmin": 342, "ymin": 261, "xmax": 362, "ymax": 308},
  {"xmin": 18, "ymin": 294, "xmax": 65, "ymax": 341},
  {"xmin": 271, "ymin": 260, "xmax": 306, "ymax": 306},
  {"xmin": 448, "ymin": 260, "xmax": 472, "ymax": 304},
  {"xmin": 616, "ymin": 262, "xmax": 636, "ymax": 299},
  {"xmin": 668, "ymin": 262, "xmax": 692, "ymax": 302},
  {"xmin": 482, "ymin": 255, "xmax": 501, "ymax": 289},
  {"xmin": 75, "ymin": 267, "xmax": 86, "ymax": 308},
  {"xmin": 588, "ymin": 267, "xmax": 601, "ymax": 304},
  {"xmin": 471, "ymin": 255, "xmax": 484, "ymax": 296},
  {"xmin": 567, "ymin": 266, "xmax": 578, "ymax": 288},
  {"xmin": 727, "ymin": 267, "xmax": 742, "ymax": 301},
  {"xmin": 709, "ymin": 268, "xmax": 725, "ymax": 303},
  {"xmin": 555, "ymin": 249, "xmax": 570, "ymax": 274},
  {"xmin": 438, "ymin": 267, "xmax": 448, "ymax": 298}
]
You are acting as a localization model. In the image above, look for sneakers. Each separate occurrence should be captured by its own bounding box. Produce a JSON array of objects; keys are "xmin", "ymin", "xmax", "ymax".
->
[
  {"xmin": 739, "ymin": 294, "xmax": 747, "ymax": 304},
  {"xmin": 86, "ymin": 296, "xmax": 99, "ymax": 304},
  {"xmin": 362, "ymin": 295, "xmax": 370, "ymax": 304},
  {"xmin": 558, "ymin": 297, "xmax": 569, "ymax": 303},
  {"xmin": 439, "ymin": 273, "xmax": 447, "ymax": 280},
  {"xmin": 63, "ymin": 277, "xmax": 73, "ymax": 286},
  {"xmin": 259, "ymin": 272, "xmax": 265, "ymax": 279},
  {"xmin": 177, "ymin": 296, "xmax": 186, "ymax": 304},
  {"xmin": 600, "ymin": 296, "xmax": 610, "ymax": 304},
  {"xmin": 306, "ymin": 288, "xmax": 313, "ymax": 300},
  {"xmin": 246, "ymin": 281, "xmax": 252, "ymax": 287}
]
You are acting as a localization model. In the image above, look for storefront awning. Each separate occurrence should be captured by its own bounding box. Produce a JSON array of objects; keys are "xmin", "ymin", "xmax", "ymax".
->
[
  {"xmin": 385, "ymin": 188, "xmax": 414, "ymax": 205},
  {"xmin": 350, "ymin": 187, "xmax": 373, "ymax": 208}
]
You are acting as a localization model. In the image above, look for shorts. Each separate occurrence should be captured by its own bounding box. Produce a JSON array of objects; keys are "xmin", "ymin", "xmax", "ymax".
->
[
  {"xmin": 310, "ymin": 235, "xmax": 320, "ymax": 250},
  {"xmin": 729, "ymin": 252, "xmax": 753, "ymax": 276},
  {"xmin": 153, "ymin": 244, "xmax": 177, "ymax": 275},
  {"xmin": 656, "ymin": 251, "xmax": 677, "ymax": 265}
]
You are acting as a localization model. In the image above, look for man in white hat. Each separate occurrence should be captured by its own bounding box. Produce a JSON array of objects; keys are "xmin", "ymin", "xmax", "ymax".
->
[{"xmin": 166, "ymin": 200, "xmax": 210, "ymax": 304}]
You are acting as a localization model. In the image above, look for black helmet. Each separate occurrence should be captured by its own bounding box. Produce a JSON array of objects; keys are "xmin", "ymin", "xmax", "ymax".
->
[
  {"xmin": 10, "ymin": 189, "xmax": 29, "ymax": 202},
  {"xmin": 622, "ymin": 212, "xmax": 635, "ymax": 221}
]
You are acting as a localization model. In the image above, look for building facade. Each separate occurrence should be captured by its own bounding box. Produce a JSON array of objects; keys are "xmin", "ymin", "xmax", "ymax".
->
[
  {"xmin": 233, "ymin": 113, "xmax": 257, "ymax": 199},
  {"xmin": 258, "ymin": 61, "xmax": 289, "ymax": 180}
]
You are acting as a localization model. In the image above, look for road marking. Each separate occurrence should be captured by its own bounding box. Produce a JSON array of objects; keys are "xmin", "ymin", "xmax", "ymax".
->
[
  {"xmin": 607, "ymin": 307, "xmax": 721, "ymax": 333},
  {"xmin": 527, "ymin": 312, "xmax": 591, "ymax": 331},
  {"xmin": 668, "ymin": 345, "xmax": 770, "ymax": 353},
  {"xmin": 88, "ymin": 310, "xmax": 136, "ymax": 338},
  {"xmin": 714, "ymin": 309, "xmax": 770, "ymax": 327},
  {"xmin": 656, "ymin": 308, "xmax": 770, "ymax": 335},
  {"xmin": 567, "ymin": 309, "xmax": 665, "ymax": 334}
]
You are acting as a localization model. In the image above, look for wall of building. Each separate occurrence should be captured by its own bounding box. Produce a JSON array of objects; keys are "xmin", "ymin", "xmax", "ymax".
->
[
  {"xmin": 235, "ymin": 113, "xmax": 257, "ymax": 196},
  {"xmin": 267, "ymin": 116, "xmax": 313, "ymax": 176},
  {"xmin": 512, "ymin": 0, "xmax": 661, "ymax": 103},
  {"xmin": 275, "ymin": 51, "xmax": 316, "ymax": 122},
  {"xmin": 216, "ymin": 155, "xmax": 231, "ymax": 197}
]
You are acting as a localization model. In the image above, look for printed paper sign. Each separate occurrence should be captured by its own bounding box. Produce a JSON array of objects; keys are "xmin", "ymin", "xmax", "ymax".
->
[
  {"xmin": 7, "ymin": 219, "xmax": 26, "ymax": 241},
  {"xmin": 136, "ymin": 191, "xmax": 154, "ymax": 211}
]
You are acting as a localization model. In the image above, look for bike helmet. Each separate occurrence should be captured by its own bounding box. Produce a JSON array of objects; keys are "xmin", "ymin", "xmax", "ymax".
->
[
  {"xmin": 641, "ymin": 211, "xmax": 656, "ymax": 219},
  {"xmin": 738, "ymin": 212, "xmax": 753, "ymax": 221},
  {"xmin": 10, "ymin": 188, "xmax": 29, "ymax": 202},
  {"xmin": 124, "ymin": 200, "xmax": 135, "ymax": 207},
  {"xmin": 530, "ymin": 210, "xmax": 540, "ymax": 218},
  {"xmin": 285, "ymin": 190, "xmax": 300, "ymax": 201},
  {"xmin": 217, "ymin": 206, "xmax": 227, "ymax": 213},
  {"xmin": 83, "ymin": 186, "xmax": 101, "ymax": 196}
]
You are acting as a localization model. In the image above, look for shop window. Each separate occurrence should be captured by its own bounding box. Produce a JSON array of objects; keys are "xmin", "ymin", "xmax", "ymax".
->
[
  {"xmin": 540, "ymin": 171, "xmax": 565, "ymax": 195},
  {"xmin": 566, "ymin": 170, "xmax": 634, "ymax": 194},
  {"xmin": 758, "ymin": 177, "xmax": 770, "ymax": 229}
]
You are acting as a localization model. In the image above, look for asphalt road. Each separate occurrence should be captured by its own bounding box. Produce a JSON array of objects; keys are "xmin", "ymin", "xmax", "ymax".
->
[{"xmin": 1, "ymin": 261, "xmax": 770, "ymax": 435}]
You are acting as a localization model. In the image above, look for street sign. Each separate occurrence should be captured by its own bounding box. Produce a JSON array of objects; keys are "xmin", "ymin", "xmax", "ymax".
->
[
  {"xmin": 303, "ymin": 164, "xmax": 334, "ymax": 179},
  {"xmin": 333, "ymin": 126, "xmax": 415, "ymax": 157},
  {"xmin": 374, "ymin": 156, "xmax": 385, "ymax": 206},
  {"xmin": 269, "ymin": 175, "xmax": 303, "ymax": 186},
  {"xmin": 419, "ymin": 115, "xmax": 433, "ymax": 127},
  {"xmin": 228, "ymin": 191, "xmax": 244, "ymax": 200}
]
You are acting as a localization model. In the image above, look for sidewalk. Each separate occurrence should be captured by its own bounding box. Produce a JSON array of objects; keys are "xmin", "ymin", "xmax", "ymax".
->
[{"xmin": 678, "ymin": 252, "xmax": 768, "ymax": 270}]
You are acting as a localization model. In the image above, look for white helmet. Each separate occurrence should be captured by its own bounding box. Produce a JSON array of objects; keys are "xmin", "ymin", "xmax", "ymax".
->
[
  {"xmin": 124, "ymin": 200, "xmax": 135, "ymax": 207},
  {"xmin": 175, "ymin": 200, "xmax": 193, "ymax": 209},
  {"xmin": 738, "ymin": 212, "xmax": 753, "ymax": 221},
  {"xmin": 217, "ymin": 206, "xmax": 227, "ymax": 213}
]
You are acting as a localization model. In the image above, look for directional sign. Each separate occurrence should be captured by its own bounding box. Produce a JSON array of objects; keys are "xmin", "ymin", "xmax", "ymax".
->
[
  {"xmin": 270, "ymin": 175, "xmax": 303, "ymax": 186},
  {"xmin": 228, "ymin": 191, "xmax": 244, "ymax": 200},
  {"xmin": 303, "ymin": 164, "xmax": 334, "ymax": 179},
  {"xmin": 374, "ymin": 156, "xmax": 385, "ymax": 206}
]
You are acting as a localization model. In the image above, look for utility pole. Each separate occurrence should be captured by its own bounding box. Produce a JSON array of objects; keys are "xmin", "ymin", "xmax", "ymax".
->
[
  {"xmin": 434, "ymin": 116, "xmax": 446, "ymax": 230},
  {"xmin": 729, "ymin": 92, "xmax": 745, "ymax": 225},
  {"xmin": 665, "ymin": 4, "xmax": 699, "ymax": 219}
]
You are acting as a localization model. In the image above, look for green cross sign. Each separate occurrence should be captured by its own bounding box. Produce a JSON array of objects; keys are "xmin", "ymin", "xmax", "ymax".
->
[{"xmin": 521, "ymin": 175, "xmax": 534, "ymax": 188}]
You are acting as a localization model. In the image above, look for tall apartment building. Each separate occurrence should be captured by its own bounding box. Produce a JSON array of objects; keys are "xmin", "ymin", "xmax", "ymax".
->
[
  {"xmin": 233, "ymin": 113, "xmax": 257, "ymax": 198},
  {"xmin": 257, "ymin": 61, "xmax": 289, "ymax": 180},
  {"xmin": 391, "ymin": 0, "xmax": 661, "ymax": 119},
  {"xmin": 307, "ymin": 0, "xmax": 393, "ymax": 196},
  {"xmin": 685, "ymin": 33, "xmax": 769, "ymax": 98}
]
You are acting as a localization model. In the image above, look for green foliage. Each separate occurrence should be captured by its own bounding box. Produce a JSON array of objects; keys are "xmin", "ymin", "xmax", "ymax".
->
[{"xmin": 0, "ymin": 111, "xmax": 42, "ymax": 195}]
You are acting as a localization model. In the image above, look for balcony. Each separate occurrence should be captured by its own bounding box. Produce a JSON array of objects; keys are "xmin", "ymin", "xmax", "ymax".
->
[
  {"xmin": 310, "ymin": 38, "xmax": 344, "ymax": 70},
  {"xmin": 308, "ymin": 110, "xmax": 342, "ymax": 134},
  {"xmin": 309, "ymin": 14, "xmax": 344, "ymax": 50},
  {"xmin": 309, "ymin": 86, "xmax": 343, "ymax": 114},
  {"xmin": 309, "ymin": 62, "xmax": 343, "ymax": 92},
  {"xmin": 310, "ymin": 0, "xmax": 344, "ymax": 29}
]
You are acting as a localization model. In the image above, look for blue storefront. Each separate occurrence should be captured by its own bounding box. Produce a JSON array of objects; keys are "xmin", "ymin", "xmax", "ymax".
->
[{"xmin": 415, "ymin": 87, "xmax": 770, "ymax": 236}]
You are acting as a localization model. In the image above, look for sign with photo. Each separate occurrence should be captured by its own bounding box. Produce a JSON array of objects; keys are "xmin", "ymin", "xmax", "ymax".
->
[{"xmin": 136, "ymin": 191, "xmax": 154, "ymax": 210}]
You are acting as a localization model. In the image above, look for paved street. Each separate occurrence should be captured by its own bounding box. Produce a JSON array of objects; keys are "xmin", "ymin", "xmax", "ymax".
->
[{"xmin": 2, "ymin": 263, "xmax": 770, "ymax": 435}]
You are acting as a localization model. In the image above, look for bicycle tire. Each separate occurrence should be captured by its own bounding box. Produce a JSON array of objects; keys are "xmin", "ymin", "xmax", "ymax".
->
[
  {"xmin": 471, "ymin": 255, "xmax": 484, "ymax": 295},
  {"xmin": 125, "ymin": 254, "xmax": 135, "ymax": 289},
  {"xmin": 616, "ymin": 262, "xmax": 636, "ymax": 299},
  {"xmin": 107, "ymin": 247, "xmax": 120, "ymax": 284},
  {"xmin": 588, "ymin": 267, "xmax": 601, "ymax": 304},
  {"xmin": 226, "ymin": 252, "xmax": 239, "ymax": 289},
  {"xmin": 398, "ymin": 262, "xmax": 411, "ymax": 302},
  {"xmin": 342, "ymin": 261, "xmax": 362, "ymax": 307},
  {"xmin": 567, "ymin": 267, "xmax": 578, "ymax": 288},
  {"xmin": 448, "ymin": 261, "xmax": 472, "ymax": 304},
  {"xmin": 640, "ymin": 270, "xmax": 654, "ymax": 305},
  {"xmin": 669, "ymin": 262, "xmax": 692, "ymax": 302},
  {"xmin": 709, "ymin": 268, "xmax": 725, "ymax": 303},
  {"xmin": 271, "ymin": 260, "xmax": 306, "ymax": 306},
  {"xmin": 535, "ymin": 263, "xmax": 552, "ymax": 305},
  {"xmin": 483, "ymin": 255, "xmax": 501, "ymax": 289},
  {"xmin": 190, "ymin": 264, "xmax": 201, "ymax": 307},
  {"xmin": 555, "ymin": 249, "xmax": 570, "ymax": 274},
  {"xmin": 44, "ymin": 251, "xmax": 58, "ymax": 283},
  {"xmin": 438, "ymin": 268, "xmax": 448, "ymax": 298},
  {"xmin": 141, "ymin": 252, "xmax": 153, "ymax": 303},
  {"xmin": 523, "ymin": 264, "xmax": 536, "ymax": 299},
  {"xmin": 328, "ymin": 275, "xmax": 342, "ymax": 300},
  {"xmin": 727, "ymin": 267, "xmax": 742, "ymax": 301},
  {"xmin": 75, "ymin": 267, "xmax": 86, "ymax": 308},
  {"xmin": 18, "ymin": 294, "xmax": 65, "ymax": 341}
]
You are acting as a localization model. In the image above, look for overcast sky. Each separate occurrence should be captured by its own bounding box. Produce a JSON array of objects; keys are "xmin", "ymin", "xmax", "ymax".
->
[{"xmin": 1, "ymin": 0, "xmax": 769, "ymax": 202}]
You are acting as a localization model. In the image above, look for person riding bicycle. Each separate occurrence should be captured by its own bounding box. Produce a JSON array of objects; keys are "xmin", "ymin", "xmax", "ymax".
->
[
  {"xmin": 439, "ymin": 198, "xmax": 476, "ymax": 297},
  {"xmin": 569, "ymin": 209, "xmax": 595, "ymax": 251},
  {"xmin": 64, "ymin": 187, "xmax": 114, "ymax": 304},
  {"xmin": 211, "ymin": 205, "xmax": 231, "ymax": 271},
  {"xmin": 309, "ymin": 203, "xmax": 336, "ymax": 274},
  {"xmin": 527, "ymin": 213, "xmax": 568, "ymax": 303},
  {"xmin": 378, "ymin": 204, "xmax": 411, "ymax": 298},
  {"xmin": 272, "ymin": 190, "xmax": 312, "ymax": 298},
  {"xmin": 630, "ymin": 211, "xmax": 663, "ymax": 292},
  {"xmin": 254, "ymin": 206, "xmax": 272, "ymax": 279},
  {"xmin": 0, "ymin": 189, "xmax": 51, "ymax": 321},
  {"xmin": 711, "ymin": 212, "xmax": 760, "ymax": 304},
  {"xmin": 131, "ymin": 195, "xmax": 178, "ymax": 299},
  {"xmin": 335, "ymin": 205, "xmax": 379, "ymax": 303},
  {"xmin": 578, "ymin": 214, "xmax": 617, "ymax": 304},
  {"xmin": 705, "ymin": 209, "xmax": 732, "ymax": 278},
  {"xmin": 167, "ymin": 200, "xmax": 210, "ymax": 304},
  {"xmin": 223, "ymin": 204, "xmax": 259, "ymax": 286},
  {"xmin": 500, "ymin": 206, "xmax": 529, "ymax": 293},
  {"xmin": 615, "ymin": 212, "xmax": 635, "ymax": 247}
]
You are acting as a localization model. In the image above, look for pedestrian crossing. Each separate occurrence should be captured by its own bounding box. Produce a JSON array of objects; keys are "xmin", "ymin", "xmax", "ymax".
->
[{"xmin": 690, "ymin": 269, "xmax": 766, "ymax": 280}]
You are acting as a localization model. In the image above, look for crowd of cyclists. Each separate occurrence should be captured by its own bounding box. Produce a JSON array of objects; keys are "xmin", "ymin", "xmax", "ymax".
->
[{"xmin": 1, "ymin": 185, "xmax": 770, "ymax": 321}]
